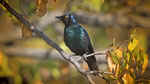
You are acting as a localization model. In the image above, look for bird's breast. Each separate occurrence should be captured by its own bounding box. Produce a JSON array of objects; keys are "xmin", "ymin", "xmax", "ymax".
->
[{"xmin": 65, "ymin": 29, "xmax": 75, "ymax": 38}]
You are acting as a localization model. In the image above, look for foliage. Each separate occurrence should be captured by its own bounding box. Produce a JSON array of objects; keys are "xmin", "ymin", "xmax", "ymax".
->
[{"xmin": 107, "ymin": 29, "xmax": 149, "ymax": 83}]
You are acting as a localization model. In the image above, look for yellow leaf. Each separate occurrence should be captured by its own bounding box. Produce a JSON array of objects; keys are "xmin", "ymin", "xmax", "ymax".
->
[
  {"xmin": 126, "ymin": 64, "xmax": 129, "ymax": 70},
  {"xmin": 126, "ymin": 52, "xmax": 130, "ymax": 63},
  {"xmin": 122, "ymin": 72, "xmax": 134, "ymax": 84},
  {"xmin": 115, "ymin": 64, "xmax": 120, "ymax": 75},
  {"xmin": 22, "ymin": 24, "xmax": 33, "ymax": 38},
  {"xmin": 142, "ymin": 53, "xmax": 148, "ymax": 74},
  {"xmin": 107, "ymin": 54, "xmax": 116, "ymax": 73},
  {"xmin": 128, "ymin": 38, "xmax": 139, "ymax": 51},
  {"xmin": 115, "ymin": 49, "xmax": 123, "ymax": 59}
]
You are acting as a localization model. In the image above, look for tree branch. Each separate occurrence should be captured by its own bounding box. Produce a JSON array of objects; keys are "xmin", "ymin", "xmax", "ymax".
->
[
  {"xmin": 0, "ymin": 1, "xmax": 96, "ymax": 83},
  {"xmin": 0, "ymin": 1, "xmax": 115, "ymax": 83}
]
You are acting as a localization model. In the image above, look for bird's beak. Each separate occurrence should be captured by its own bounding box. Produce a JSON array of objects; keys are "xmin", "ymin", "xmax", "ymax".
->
[{"xmin": 55, "ymin": 16, "xmax": 62, "ymax": 20}]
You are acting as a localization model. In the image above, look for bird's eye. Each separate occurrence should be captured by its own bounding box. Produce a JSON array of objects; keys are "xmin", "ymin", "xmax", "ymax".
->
[{"xmin": 65, "ymin": 15, "xmax": 69, "ymax": 19}]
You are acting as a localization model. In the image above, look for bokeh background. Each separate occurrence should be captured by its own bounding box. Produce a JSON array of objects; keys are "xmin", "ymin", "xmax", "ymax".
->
[{"xmin": 0, "ymin": 0, "xmax": 150, "ymax": 84}]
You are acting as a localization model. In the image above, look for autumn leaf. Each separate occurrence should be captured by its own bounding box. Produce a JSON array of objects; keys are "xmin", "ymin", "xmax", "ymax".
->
[
  {"xmin": 111, "ymin": 52, "xmax": 119, "ymax": 63},
  {"xmin": 142, "ymin": 53, "xmax": 148, "ymax": 74},
  {"xmin": 115, "ymin": 48, "xmax": 123, "ymax": 59},
  {"xmin": 36, "ymin": 0, "xmax": 48, "ymax": 17},
  {"xmin": 128, "ymin": 38, "xmax": 139, "ymax": 51},
  {"xmin": 22, "ymin": 24, "xmax": 33, "ymax": 38},
  {"xmin": 115, "ymin": 64, "xmax": 120, "ymax": 75},
  {"xmin": 107, "ymin": 54, "xmax": 116, "ymax": 73},
  {"xmin": 122, "ymin": 71, "xmax": 134, "ymax": 84}
]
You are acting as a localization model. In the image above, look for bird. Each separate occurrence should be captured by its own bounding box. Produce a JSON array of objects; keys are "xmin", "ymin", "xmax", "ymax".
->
[{"xmin": 55, "ymin": 14, "xmax": 99, "ymax": 74}]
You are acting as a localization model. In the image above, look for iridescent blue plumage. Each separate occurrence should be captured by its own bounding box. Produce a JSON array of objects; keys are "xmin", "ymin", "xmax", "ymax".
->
[{"xmin": 56, "ymin": 14, "xmax": 98, "ymax": 72}]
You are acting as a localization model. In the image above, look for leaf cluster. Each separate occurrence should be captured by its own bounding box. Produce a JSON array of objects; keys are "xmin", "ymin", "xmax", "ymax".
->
[{"xmin": 107, "ymin": 30, "xmax": 149, "ymax": 83}]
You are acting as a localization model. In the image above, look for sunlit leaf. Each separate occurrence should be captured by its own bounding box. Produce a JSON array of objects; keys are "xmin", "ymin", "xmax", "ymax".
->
[
  {"xmin": 22, "ymin": 24, "xmax": 33, "ymax": 38},
  {"xmin": 118, "ymin": 61, "xmax": 126, "ymax": 77},
  {"xmin": 111, "ymin": 52, "xmax": 119, "ymax": 63},
  {"xmin": 115, "ymin": 64, "xmax": 119, "ymax": 75},
  {"xmin": 107, "ymin": 54, "xmax": 116, "ymax": 73},
  {"xmin": 115, "ymin": 48, "xmax": 123, "ymax": 59},
  {"xmin": 126, "ymin": 64, "xmax": 129, "ymax": 70},
  {"xmin": 129, "ymin": 68, "xmax": 135, "ymax": 79},
  {"xmin": 123, "ymin": 48, "xmax": 128, "ymax": 62},
  {"xmin": 36, "ymin": 0, "xmax": 48, "ymax": 17},
  {"xmin": 126, "ymin": 52, "xmax": 131, "ymax": 63},
  {"xmin": 128, "ymin": 38, "xmax": 139, "ymax": 51},
  {"xmin": 142, "ymin": 53, "xmax": 148, "ymax": 74},
  {"xmin": 122, "ymin": 71, "xmax": 134, "ymax": 84}
]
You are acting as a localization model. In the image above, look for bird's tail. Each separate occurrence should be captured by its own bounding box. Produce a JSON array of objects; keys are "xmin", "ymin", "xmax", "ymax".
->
[{"xmin": 86, "ymin": 55, "xmax": 99, "ymax": 75}]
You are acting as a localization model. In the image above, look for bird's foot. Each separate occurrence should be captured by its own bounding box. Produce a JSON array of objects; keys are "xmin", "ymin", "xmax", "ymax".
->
[
  {"xmin": 82, "ymin": 52, "xmax": 88, "ymax": 60},
  {"xmin": 68, "ymin": 54, "xmax": 81, "ymax": 61}
]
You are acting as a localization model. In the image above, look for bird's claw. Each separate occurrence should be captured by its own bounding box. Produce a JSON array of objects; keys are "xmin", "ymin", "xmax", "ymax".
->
[
  {"xmin": 83, "ymin": 52, "xmax": 88, "ymax": 60},
  {"xmin": 68, "ymin": 54, "xmax": 81, "ymax": 61}
]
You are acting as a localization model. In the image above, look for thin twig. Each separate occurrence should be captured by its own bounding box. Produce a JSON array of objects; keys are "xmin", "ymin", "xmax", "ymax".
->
[
  {"xmin": 88, "ymin": 71, "xmax": 120, "ymax": 78},
  {"xmin": 97, "ymin": 74, "xmax": 110, "ymax": 84},
  {"xmin": 82, "ymin": 48, "xmax": 114, "ymax": 59}
]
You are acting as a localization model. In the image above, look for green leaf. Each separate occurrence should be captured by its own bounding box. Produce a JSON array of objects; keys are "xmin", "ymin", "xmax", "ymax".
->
[
  {"xmin": 122, "ymin": 71, "xmax": 134, "ymax": 84},
  {"xmin": 123, "ymin": 48, "xmax": 128, "ymax": 62},
  {"xmin": 110, "ymin": 38, "xmax": 115, "ymax": 47},
  {"xmin": 126, "ymin": 52, "xmax": 131, "ymax": 63},
  {"xmin": 111, "ymin": 52, "xmax": 119, "ymax": 63},
  {"xmin": 118, "ymin": 60, "xmax": 127, "ymax": 77},
  {"xmin": 128, "ymin": 38, "xmax": 139, "ymax": 51},
  {"xmin": 130, "ymin": 29, "xmax": 136, "ymax": 40},
  {"xmin": 142, "ymin": 53, "xmax": 148, "ymax": 74}
]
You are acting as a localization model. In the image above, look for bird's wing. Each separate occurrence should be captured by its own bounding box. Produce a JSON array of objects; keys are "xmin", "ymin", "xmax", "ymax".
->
[
  {"xmin": 80, "ymin": 26, "xmax": 94, "ymax": 53},
  {"xmin": 80, "ymin": 26, "xmax": 98, "ymax": 71}
]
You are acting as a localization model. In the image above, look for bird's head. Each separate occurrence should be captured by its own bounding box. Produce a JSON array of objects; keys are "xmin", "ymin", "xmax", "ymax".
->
[{"xmin": 55, "ymin": 14, "xmax": 77, "ymax": 26}]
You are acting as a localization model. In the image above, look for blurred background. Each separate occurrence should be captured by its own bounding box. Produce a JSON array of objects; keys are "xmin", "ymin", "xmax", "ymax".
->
[{"xmin": 0, "ymin": 0, "xmax": 150, "ymax": 84}]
